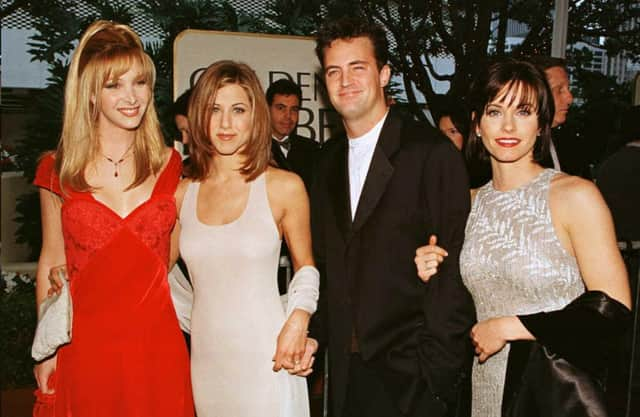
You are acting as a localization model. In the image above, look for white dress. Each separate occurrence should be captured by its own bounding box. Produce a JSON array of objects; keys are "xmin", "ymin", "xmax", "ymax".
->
[{"xmin": 179, "ymin": 174, "xmax": 310, "ymax": 417}]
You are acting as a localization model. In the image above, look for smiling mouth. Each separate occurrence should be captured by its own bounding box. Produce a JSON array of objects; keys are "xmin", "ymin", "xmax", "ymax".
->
[
  {"xmin": 118, "ymin": 107, "xmax": 140, "ymax": 117},
  {"xmin": 495, "ymin": 138, "xmax": 521, "ymax": 147},
  {"xmin": 217, "ymin": 134, "xmax": 235, "ymax": 141},
  {"xmin": 339, "ymin": 90, "xmax": 361, "ymax": 98}
]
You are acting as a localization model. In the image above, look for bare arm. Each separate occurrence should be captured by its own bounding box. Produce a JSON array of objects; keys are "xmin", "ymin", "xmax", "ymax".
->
[
  {"xmin": 169, "ymin": 179, "xmax": 190, "ymax": 269},
  {"xmin": 268, "ymin": 169, "xmax": 318, "ymax": 376},
  {"xmin": 555, "ymin": 176, "xmax": 631, "ymax": 307},
  {"xmin": 33, "ymin": 188, "xmax": 67, "ymax": 393}
]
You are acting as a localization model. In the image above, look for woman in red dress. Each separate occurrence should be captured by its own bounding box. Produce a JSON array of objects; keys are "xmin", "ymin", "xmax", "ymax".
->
[{"xmin": 32, "ymin": 20, "xmax": 194, "ymax": 417}]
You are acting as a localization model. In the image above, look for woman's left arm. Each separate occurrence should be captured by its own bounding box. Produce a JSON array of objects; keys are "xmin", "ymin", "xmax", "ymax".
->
[
  {"xmin": 557, "ymin": 177, "xmax": 631, "ymax": 308},
  {"xmin": 269, "ymin": 171, "xmax": 319, "ymax": 376}
]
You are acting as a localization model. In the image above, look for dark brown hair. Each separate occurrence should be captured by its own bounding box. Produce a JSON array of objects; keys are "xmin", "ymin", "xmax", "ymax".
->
[
  {"xmin": 187, "ymin": 60, "xmax": 271, "ymax": 181},
  {"xmin": 315, "ymin": 16, "xmax": 389, "ymax": 70},
  {"xmin": 466, "ymin": 58, "xmax": 554, "ymax": 163}
]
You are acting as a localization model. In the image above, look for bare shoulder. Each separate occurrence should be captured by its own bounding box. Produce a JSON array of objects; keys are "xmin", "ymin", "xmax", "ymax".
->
[
  {"xmin": 265, "ymin": 166, "xmax": 306, "ymax": 197},
  {"xmin": 550, "ymin": 173, "xmax": 602, "ymax": 206},
  {"xmin": 550, "ymin": 172, "xmax": 608, "ymax": 225},
  {"xmin": 175, "ymin": 177, "xmax": 192, "ymax": 207}
]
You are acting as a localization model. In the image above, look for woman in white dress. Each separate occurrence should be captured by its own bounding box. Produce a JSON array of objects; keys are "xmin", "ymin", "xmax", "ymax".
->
[{"xmin": 171, "ymin": 60, "xmax": 319, "ymax": 417}]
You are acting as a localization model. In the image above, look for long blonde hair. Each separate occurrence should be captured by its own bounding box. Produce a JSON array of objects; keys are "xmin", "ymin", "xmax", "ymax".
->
[
  {"xmin": 55, "ymin": 20, "xmax": 165, "ymax": 192},
  {"xmin": 187, "ymin": 60, "xmax": 271, "ymax": 182}
]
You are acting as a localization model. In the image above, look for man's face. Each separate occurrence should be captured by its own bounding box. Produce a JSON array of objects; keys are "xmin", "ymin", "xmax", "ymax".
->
[
  {"xmin": 269, "ymin": 94, "xmax": 300, "ymax": 139},
  {"xmin": 545, "ymin": 66, "xmax": 573, "ymax": 127},
  {"xmin": 322, "ymin": 36, "xmax": 390, "ymax": 126}
]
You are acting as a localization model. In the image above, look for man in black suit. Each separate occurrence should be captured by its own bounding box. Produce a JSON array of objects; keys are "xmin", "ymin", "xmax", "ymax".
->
[
  {"xmin": 266, "ymin": 78, "xmax": 320, "ymax": 190},
  {"xmin": 310, "ymin": 17, "xmax": 475, "ymax": 417}
]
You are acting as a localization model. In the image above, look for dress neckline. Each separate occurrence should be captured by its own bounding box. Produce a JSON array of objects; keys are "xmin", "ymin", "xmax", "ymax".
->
[
  {"xmin": 89, "ymin": 150, "xmax": 178, "ymax": 220},
  {"xmin": 193, "ymin": 173, "xmax": 262, "ymax": 228},
  {"xmin": 488, "ymin": 168, "xmax": 553, "ymax": 194}
]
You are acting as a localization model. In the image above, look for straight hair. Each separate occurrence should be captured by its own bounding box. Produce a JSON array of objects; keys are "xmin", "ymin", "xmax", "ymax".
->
[{"xmin": 187, "ymin": 60, "xmax": 271, "ymax": 181}]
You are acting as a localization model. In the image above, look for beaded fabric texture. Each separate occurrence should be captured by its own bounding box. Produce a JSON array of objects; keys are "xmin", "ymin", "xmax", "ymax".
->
[{"xmin": 460, "ymin": 169, "xmax": 585, "ymax": 417}]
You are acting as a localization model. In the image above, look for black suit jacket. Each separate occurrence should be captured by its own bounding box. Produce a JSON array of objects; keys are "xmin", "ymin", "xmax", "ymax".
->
[
  {"xmin": 271, "ymin": 133, "xmax": 320, "ymax": 190},
  {"xmin": 311, "ymin": 109, "xmax": 476, "ymax": 417}
]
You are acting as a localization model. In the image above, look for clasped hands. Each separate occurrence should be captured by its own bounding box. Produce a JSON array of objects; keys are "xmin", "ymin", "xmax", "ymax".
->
[{"xmin": 273, "ymin": 309, "xmax": 318, "ymax": 377}]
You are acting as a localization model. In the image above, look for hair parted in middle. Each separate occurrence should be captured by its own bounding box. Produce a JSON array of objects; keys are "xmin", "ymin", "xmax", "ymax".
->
[
  {"xmin": 187, "ymin": 60, "xmax": 271, "ymax": 181},
  {"xmin": 55, "ymin": 19, "xmax": 165, "ymax": 193},
  {"xmin": 315, "ymin": 16, "xmax": 389, "ymax": 70},
  {"xmin": 466, "ymin": 58, "xmax": 554, "ymax": 163}
]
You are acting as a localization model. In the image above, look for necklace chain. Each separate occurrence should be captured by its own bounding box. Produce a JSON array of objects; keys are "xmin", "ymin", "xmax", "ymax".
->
[{"xmin": 101, "ymin": 142, "xmax": 134, "ymax": 178}]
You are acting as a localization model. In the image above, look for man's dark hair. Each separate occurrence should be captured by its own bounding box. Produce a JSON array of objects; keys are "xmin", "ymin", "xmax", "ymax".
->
[
  {"xmin": 528, "ymin": 55, "xmax": 568, "ymax": 72},
  {"xmin": 266, "ymin": 79, "xmax": 302, "ymax": 105},
  {"xmin": 315, "ymin": 16, "xmax": 388, "ymax": 69},
  {"xmin": 172, "ymin": 88, "xmax": 192, "ymax": 118}
]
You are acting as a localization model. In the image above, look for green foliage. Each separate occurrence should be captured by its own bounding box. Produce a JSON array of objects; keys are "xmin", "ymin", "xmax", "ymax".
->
[
  {"xmin": 10, "ymin": 0, "xmax": 640, "ymax": 254},
  {"xmin": 0, "ymin": 273, "xmax": 37, "ymax": 389}
]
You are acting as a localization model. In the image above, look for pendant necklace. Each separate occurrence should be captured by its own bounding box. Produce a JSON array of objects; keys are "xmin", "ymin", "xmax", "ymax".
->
[{"xmin": 102, "ymin": 142, "xmax": 134, "ymax": 178}]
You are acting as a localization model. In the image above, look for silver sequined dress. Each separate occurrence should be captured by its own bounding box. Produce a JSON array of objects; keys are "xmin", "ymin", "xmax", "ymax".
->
[{"xmin": 460, "ymin": 169, "xmax": 585, "ymax": 417}]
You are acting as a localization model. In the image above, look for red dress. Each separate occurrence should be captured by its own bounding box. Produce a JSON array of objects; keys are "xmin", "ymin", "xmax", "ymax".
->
[{"xmin": 33, "ymin": 151, "xmax": 194, "ymax": 417}]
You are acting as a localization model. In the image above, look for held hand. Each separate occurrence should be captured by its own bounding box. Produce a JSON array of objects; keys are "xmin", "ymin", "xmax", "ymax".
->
[
  {"xmin": 47, "ymin": 264, "xmax": 68, "ymax": 296},
  {"xmin": 414, "ymin": 235, "xmax": 448, "ymax": 283},
  {"xmin": 470, "ymin": 317, "xmax": 510, "ymax": 363},
  {"xmin": 273, "ymin": 310, "xmax": 310, "ymax": 373},
  {"xmin": 34, "ymin": 355, "xmax": 57, "ymax": 394},
  {"xmin": 289, "ymin": 337, "xmax": 319, "ymax": 377}
]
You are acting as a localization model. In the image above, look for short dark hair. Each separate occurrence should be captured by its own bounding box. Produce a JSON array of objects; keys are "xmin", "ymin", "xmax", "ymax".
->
[
  {"xmin": 266, "ymin": 79, "xmax": 302, "ymax": 105},
  {"xmin": 172, "ymin": 88, "xmax": 192, "ymax": 118},
  {"xmin": 315, "ymin": 16, "xmax": 388, "ymax": 69},
  {"xmin": 528, "ymin": 55, "xmax": 568, "ymax": 72},
  {"xmin": 466, "ymin": 58, "xmax": 554, "ymax": 163}
]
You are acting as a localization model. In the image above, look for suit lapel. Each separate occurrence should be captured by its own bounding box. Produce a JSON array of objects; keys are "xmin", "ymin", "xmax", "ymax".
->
[
  {"xmin": 351, "ymin": 111, "xmax": 403, "ymax": 233},
  {"xmin": 328, "ymin": 136, "xmax": 352, "ymax": 242}
]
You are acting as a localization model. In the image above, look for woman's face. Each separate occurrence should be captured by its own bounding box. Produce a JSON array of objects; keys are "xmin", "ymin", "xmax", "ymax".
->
[
  {"xmin": 95, "ymin": 61, "xmax": 150, "ymax": 133},
  {"xmin": 438, "ymin": 116, "xmax": 464, "ymax": 150},
  {"xmin": 477, "ymin": 85, "xmax": 540, "ymax": 164},
  {"xmin": 208, "ymin": 83, "xmax": 252, "ymax": 156}
]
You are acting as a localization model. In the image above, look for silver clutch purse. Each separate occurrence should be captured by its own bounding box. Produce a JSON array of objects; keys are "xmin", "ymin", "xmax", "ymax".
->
[{"xmin": 31, "ymin": 279, "xmax": 73, "ymax": 361}]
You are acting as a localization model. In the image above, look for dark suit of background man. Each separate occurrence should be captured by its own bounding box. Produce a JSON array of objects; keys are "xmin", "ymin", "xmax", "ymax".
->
[
  {"xmin": 310, "ymin": 17, "xmax": 475, "ymax": 417},
  {"xmin": 267, "ymin": 78, "xmax": 320, "ymax": 190}
]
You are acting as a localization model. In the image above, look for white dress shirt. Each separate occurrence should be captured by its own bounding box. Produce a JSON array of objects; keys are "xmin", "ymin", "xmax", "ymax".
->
[{"xmin": 348, "ymin": 111, "xmax": 389, "ymax": 220}]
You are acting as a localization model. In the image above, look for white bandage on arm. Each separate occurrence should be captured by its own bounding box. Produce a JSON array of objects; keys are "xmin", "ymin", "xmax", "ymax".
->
[{"xmin": 286, "ymin": 265, "xmax": 320, "ymax": 316}]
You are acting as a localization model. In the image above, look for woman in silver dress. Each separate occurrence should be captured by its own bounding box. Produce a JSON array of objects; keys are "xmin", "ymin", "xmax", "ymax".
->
[{"xmin": 415, "ymin": 59, "xmax": 631, "ymax": 416}]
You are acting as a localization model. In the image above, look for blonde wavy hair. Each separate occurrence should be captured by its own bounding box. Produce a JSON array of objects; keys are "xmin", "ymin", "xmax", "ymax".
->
[
  {"xmin": 187, "ymin": 60, "xmax": 271, "ymax": 182},
  {"xmin": 55, "ymin": 20, "xmax": 165, "ymax": 192}
]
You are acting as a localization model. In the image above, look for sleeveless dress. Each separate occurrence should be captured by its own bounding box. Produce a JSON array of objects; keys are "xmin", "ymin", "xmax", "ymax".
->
[
  {"xmin": 33, "ymin": 151, "xmax": 194, "ymax": 417},
  {"xmin": 179, "ymin": 173, "xmax": 310, "ymax": 417},
  {"xmin": 459, "ymin": 169, "xmax": 585, "ymax": 417}
]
